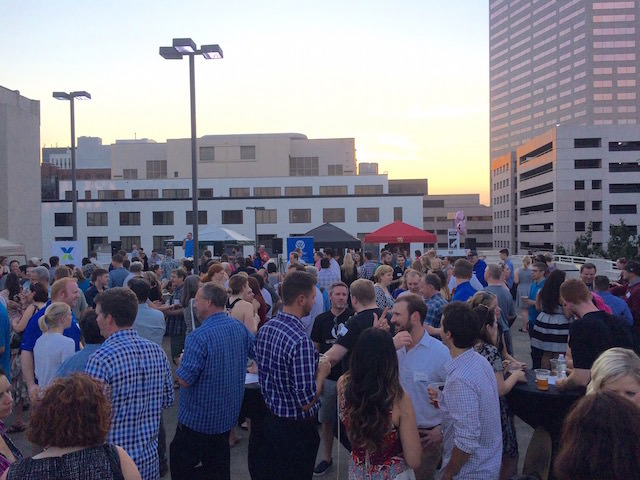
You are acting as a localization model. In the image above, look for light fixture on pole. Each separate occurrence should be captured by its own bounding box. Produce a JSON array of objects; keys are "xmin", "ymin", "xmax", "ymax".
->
[
  {"xmin": 245, "ymin": 206, "xmax": 266, "ymax": 251},
  {"xmin": 160, "ymin": 38, "xmax": 223, "ymax": 262},
  {"xmin": 52, "ymin": 91, "xmax": 91, "ymax": 242}
]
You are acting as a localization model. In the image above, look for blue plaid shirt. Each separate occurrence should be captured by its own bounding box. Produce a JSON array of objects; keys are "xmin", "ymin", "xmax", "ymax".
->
[
  {"xmin": 256, "ymin": 311, "xmax": 319, "ymax": 419},
  {"xmin": 177, "ymin": 312, "xmax": 254, "ymax": 434},
  {"xmin": 425, "ymin": 292, "xmax": 448, "ymax": 328},
  {"xmin": 86, "ymin": 329, "xmax": 174, "ymax": 480}
]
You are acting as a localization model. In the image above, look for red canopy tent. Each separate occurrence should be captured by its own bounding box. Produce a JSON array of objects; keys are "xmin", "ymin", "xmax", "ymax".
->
[{"xmin": 364, "ymin": 221, "xmax": 437, "ymax": 244}]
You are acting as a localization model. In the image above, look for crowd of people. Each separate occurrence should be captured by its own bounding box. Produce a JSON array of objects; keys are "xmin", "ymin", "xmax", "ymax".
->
[{"xmin": 0, "ymin": 244, "xmax": 638, "ymax": 479}]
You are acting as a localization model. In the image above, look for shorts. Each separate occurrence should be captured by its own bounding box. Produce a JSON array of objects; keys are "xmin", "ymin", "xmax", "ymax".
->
[{"xmin": 318, "ymin": 379, "xmax": 337, "ymax": 424}]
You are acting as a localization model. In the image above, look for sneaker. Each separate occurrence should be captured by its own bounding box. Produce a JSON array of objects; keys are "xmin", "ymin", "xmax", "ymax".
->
[{"xmin": 313, "ymin": 460, "xmax": 333, "ymax": 476}]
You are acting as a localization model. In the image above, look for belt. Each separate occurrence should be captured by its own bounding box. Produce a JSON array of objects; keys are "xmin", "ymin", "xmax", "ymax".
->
[{"xmin": 266, "ymin": 410, "xmax": 316, "ymax": 423}]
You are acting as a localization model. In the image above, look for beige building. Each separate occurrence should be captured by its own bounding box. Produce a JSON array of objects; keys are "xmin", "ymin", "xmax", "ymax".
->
[{"xmin": 0, "ymin": 86, "xmax": 41, "ymax": 257}]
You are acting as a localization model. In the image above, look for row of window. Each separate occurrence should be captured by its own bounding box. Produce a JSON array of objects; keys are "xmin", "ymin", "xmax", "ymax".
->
[
  {"xmin": 54, "ymin": 206, "xmax": 396, "ymax": 228},
  {"xmin": 574, "ymin": 201, "xmax": 602, "ymax": 211},
  {"xmin": 494, "ymin": 210, "xmax": 511, "ymax": 219},
  {"xmin": 493, "ymin": 178, "xmax": 510, "ymax": 191}
]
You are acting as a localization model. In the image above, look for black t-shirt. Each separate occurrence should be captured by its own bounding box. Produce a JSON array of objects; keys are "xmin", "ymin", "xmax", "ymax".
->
[
  {"xmin": 311, "ymin": 308, "xmax": 354, "ymax": 381},
  {"xmin": 569, "ymin": 311, "xmax": 633, "ymax": 370},
  {"xmin": 335, "ymin": 308, "xmax": 394, "ymax": 373}
]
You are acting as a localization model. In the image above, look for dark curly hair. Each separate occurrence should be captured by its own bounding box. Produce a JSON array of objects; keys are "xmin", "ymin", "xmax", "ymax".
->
[
  {"xmin": 26, "ymin": 373, "xmax": 111, "ymax": 448},
  {"xmin": 344, "ymin": 328, "xmax": 403, "ymax": 453},
  {"xmin": 538, "ymin": 269, "xmax": 566, "ymax": 314}
]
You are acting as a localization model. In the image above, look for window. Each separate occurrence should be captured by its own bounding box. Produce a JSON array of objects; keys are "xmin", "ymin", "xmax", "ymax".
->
[
  {"xmin": 123, "ymin": 169, "xmax": 138, "ymax": 179},
  {"xmin": 520, "ymin": 182, "xmax": 553, "ymax": 198},
  {"xmin": 146, "ymin": 160, "xmax": 167, "ymax": 179},
  {"xmin": 574, "ymin": 138, "xmax": 601, "ymax": 148},
  {"xmin": 256, "ymin": 209, "xmax": 277, "ymax": 224},
  {"xmin": 592, "ymin": 180, "xmax": 602, "ymax": 189},
  {"xmin": 323, "ymin": 208, "xmax": 345, "ymax": 223},
  {"xmin": 200, "ymin": 146, "xmax": 215, "ymax": 162},
  {"xmin": 328, "ymin": 164, "xmax": 343, "ymax": 175},
  {"xmin": 519, "ymin": 142, "xmax": 553, "ymax": 164},
  {"xmin": 575, "ymin": 201, "xmax": 585, "ymax": 211},
  {"xmin": 289, "ymin": 156, "xmax": 319, "ymax": 176},
  {"xmin": 120, "ymin": 236, "xmax": 141, "ymax": 252},
  {"xmin": 423, "ymin": 199, "xmax": 445, "ymax": 208},
  {"xmin": 592, "ymin": 201, "xmax": 602, "ymax": 210},
  {"xmin": 222, "ymin": 210, "xmax": 243, "ymax": 224},
  {"xmin": 240, "ymin": 145, "xmax": 256, "ymax": 160},
  {"xmin": 87, "ymin": 212, "xmax": 108, "ymax": 226},
  {"xmin": 253, "ymin": 187, "xmax": 281, "ymax": 197},
  {"xmin": 153, "ymin": 211, "xmax": 174, "ymax": 225},
  {"xmin": 520, "ymin": 203, "xmax": 554, "ymax": 215},
  {"xmin": 119, "ymin": 212, "xmax": 140, "ymax": 226},
  {"xmin": 98, "ymin": 190, "xmax": 125, "ymax": 200},
  {"xmin": 162, "ymin": 189, "xmax": 189, "ymax": 199},
  {"xmin": 285, "ymin": 186, "xmax": 313, "ymax": 196},
  {"xmin": 198, "ymin": 188, "xmax": 213, "ymax": 198},
  {"xmin": 610, "ymin": 183, "xmax": 640, "ymax": 193},
  {"xmin": 54, "ymin": 213, "xmax": 72, "ymax": 227},
  {"xmin": 609, "ymin": 141, "xmax": 640, "ymax": 152},
  {"xmin": 153, "ymin": 236, "xmax": 173, "ymax": 251},
  {"xmin": 289, "ymin": 209, "xmax": 311, "ymax": 223},
  {"xmin": 186, "ymin": 210, "xmax": 208, "ymax": 225},
  {"xmin": 609, "ymin": 162, "xmax": 640, "ymax": 173},
  {"xmin": 574, "ymin": 159, "xmax": 602, "ymax": 169},
  {"xmin": 575, "ymin": 222, "xmax": 586, "ymax": 232},
  {"xmin": 355, "ymin": 185, "xmax": 384, "ymax": 195},
  {"xmin": 394, "ymin": 207, "xmax": 403, "ymax": 221},
  {"xmin": 575, "ymin": 180, "xmax": 585, "ymax": 190},
  {"xmin": 593, "ymin": 222, "xmax": 603, "ymax": 232},
  {"xmin": 229, "ymin": 188, "xmax": 250, "ymax": 197},
  {"xmin": 520, "ymin": 162, "xmax": 553, "ymax": 181},
  {"xmin": 357, "ymin": 208, "xmax": 379, "ymax": 222},
  {"xmin": 319, "ymin": 185, "xmax": 348, "ymax": 195},
  {"xmin": 132, "ymin": 189, "xmax": 159, "ymax": 199},
  {"xmin": 64, "ymin": 190, "xmax": 77, "ymax": 201},
  {"xmin": 610, "ymin": 204, "xmax": 638, "ymax": 214},
  {"xmin": 87, "ymin": 236, "xmax": 108, "ymax": 255},
  {"xmin": 84, "ymin": 190, "xmax": 91, "ymax": 200}
]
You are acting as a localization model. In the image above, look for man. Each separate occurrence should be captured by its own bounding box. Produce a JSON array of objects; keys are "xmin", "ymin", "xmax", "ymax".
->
[
  {"xmin": 499, "ymin": 248, "xmax": 515, "ymax": 294},
  {"xmin": 161, "ymin": 248, "xmax": 181, "ymax": 280},
  {"xmin": 557, "ymin": 279, "xmax": 633, "ymax": 392},
  {"xmin": 300, "ymin": 266, "xmax": 327, "ymax": 337},
  {"xmin": 595, "ymin": 275, "xmax": 633, "ymax": 325},
  {"xmin": 86, "ymin": 287, "xmax": 174, "ymax": 480},
  {"xmin": 123, "ymin": 261, "xmax": 144, "ymax": 289},
  {"xmin": 85, "ymin": 268, "xmax": 109, "ymax": 308},
  {"xmin": 438, "ymin": 302, "xmax": 502, "ymax": 480},
  {"xmin": 108, "ymin": 253, "xmax": 128, "ymax": 288},
  {"xmin": 422, "ymin": 273, "xmax": 448, "ymax": 338},
  {"xmin": 149, "ymin": 248, "xmax": 163, "ymax": 267},
  {"xmin": 310, "ymin": 282, "xmax": 354, "ymax": 476},
  {"xmin": 468, "ymin": 251, "xmax": 488, "ymax": 288},
  {"xmin": 359, "ymin": 251, "xmax": 377, "ymax": 280},
  {"xmin": 286, "ymin": 251, "xmax": 300, "ymax": 269},
  {"xmin": 398, "ymin": 269, "xmax": 422, "ymax": 297},
  {"xmin": 580, "ymin": 262, "xmax": 597, "ymax": 291},
  {"xmin": 610, "ymin": 260, "xmax": 640, "ymax": 334},
  {"xmin": 182, "ymin": 232, "xmax": 194, "ymax": 258},
  {"xmin": 48, "ymin": 255, "xmax": 60, "ymax": 284},
  {"xmin": 317, "ymin": 257, "xmax": 340, "ymax": 292},
  {"xmin": 484, "ymin": 263, "xmax": 517, "ymax": 355},
  {"xmin": 56, "ymin": 309, "xmax": 105, "ymax": 377},
  {"xmin": 257, "ymin": 245, "xmax": 270, "ymax": 266},
  {"xmin": 129, "ymin": 278, "xmax": 166, "ymax": 347},
  {"xmin": 255, "ymin": 271, "xmax": 331, "ymax": 479},
  {"xmin": 323, "ymin": 248, "xmax": 341, "ymax": 279},
  {"xmin": 392, "ymin": 295, "xmax": 450, "ymax": 480},
  {"xmin": 450, "ymin": 259, "xmax": 477, "ymax": 302},
  {"xmin": 130, "ymin": 243, "xmax": 140, "ymax": 259},
  {"xmin": 170, "ymin": 283, "xmax": 253, "ymax": 479},
  {"xmin": 29, "ymin": 266, "xmax": 50, "ymax": 292},
  {"xmin": 522, "ymin": 261, "xmax": 547, "ymax": 366},
  {"xmin": 21, "ymin": 277, "xmax": 82, "ymax": 401}
]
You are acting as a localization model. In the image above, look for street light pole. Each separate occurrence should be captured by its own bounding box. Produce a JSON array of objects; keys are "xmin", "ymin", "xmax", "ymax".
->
[
  {"xmin": 160, "ymin": 38, "xmax": 223, "ymax": 263},
  {"xmin": 245, "ymin": 206, "xmax": 266, "ymax": 253},
  {"xmin": 53, "ymin": 91, "xmax": 91, "ymax": 242}
]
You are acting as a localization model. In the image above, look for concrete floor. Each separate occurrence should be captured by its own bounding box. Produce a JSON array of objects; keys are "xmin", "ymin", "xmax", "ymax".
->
[{"xmin": 7, "ymin": 314, "xmax": 535, "ymax": 479}]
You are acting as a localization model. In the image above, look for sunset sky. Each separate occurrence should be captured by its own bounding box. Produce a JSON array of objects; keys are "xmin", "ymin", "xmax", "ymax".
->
[{"xmin": 1, "ymin": 1, "xmax": 490, "ymax": 203}]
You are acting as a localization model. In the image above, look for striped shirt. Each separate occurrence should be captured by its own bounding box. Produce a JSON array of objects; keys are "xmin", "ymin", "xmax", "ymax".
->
[{"xmin": 530, "ymin": 307, "xmax": 570, "ymax": 353}]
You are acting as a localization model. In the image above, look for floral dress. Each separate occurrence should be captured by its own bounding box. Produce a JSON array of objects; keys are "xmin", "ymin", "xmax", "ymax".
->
[
  {"xmin": 474, "ymin": 342, "xmax": 518, "ymax": 458},
  {"xmin": 339, "ymin": 390, "xmax": 410, "ymax": 479}
]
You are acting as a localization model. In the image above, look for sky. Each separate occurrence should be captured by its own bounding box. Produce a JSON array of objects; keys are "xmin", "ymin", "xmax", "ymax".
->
[{"xmin": 1, "ymin": 1, "xmax": 490, "ymax": 204}]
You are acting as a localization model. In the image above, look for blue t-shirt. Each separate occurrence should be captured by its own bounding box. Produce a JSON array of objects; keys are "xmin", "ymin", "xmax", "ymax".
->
[
  {"xmin": 183, "ymin": 239, "xmax": 193, "ymax": 258},
  {"xmin": 452, "ymin": 281, "xmax": 477, "ymax": 303},
  {"xmin": 20, "ymin": 301, "xmax": 82, "ymax": 353},
  {"xmin": 528, "ymin": 279, "xmax": 546, "ymax": 326},
  {"xmin": 0, "ymin": 304, "xmax": 11, "ymax": 380}
]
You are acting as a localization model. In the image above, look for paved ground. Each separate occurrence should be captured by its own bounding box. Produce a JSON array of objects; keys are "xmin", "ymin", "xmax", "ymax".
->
[{"xmin": 7, "ymin": 313, "xmax": 535, "ymax": 479}]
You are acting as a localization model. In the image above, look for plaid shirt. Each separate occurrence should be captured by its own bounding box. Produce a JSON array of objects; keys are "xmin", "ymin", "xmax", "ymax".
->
[
  {"xmin": 160, "ymin": 257, "xmax": 181, "ymax": 281},
  {"xmin": 86, "ymin": 329, "xmax": 174, "ymax": 480},
  {"xmin": 441, "ymin": 348, "xmax": 502, "ymax": 479},
  {"xmin": 359, "ymin": 261, "xmax": 378, "ymax": 280},
  {"xmin": 317, "ymin": 268, "xmax": 340, "ymax": 291},
  {"xmin": 425, "ymin": 293, "xmax": 448, "ymax": 328},
  {"xmin": 255, "ymin": 311, "xmax": 319, "ymax": 419},
  {"xmin": 177, "ymin": 312, "xmax": 253, "ymax": 434}
]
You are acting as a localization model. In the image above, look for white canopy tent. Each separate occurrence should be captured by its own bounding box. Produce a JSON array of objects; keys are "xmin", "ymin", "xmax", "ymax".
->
[{"xmin": 0, "ymin": 238, "xmax": 26, "ymax": 260}]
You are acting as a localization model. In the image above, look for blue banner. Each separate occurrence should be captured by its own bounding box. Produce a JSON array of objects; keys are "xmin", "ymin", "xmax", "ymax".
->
[{"xmin": 286, "ymin": 237, "xmax": 314, "ymax": 264}]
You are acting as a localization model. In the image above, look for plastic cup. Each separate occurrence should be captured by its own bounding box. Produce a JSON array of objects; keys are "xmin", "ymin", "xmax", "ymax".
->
[
  {"xmin": 428, "ymin": 382, "xmax": 445, "ymax": 408},
  {"xmin": 550, "ymin": 359, "xmax": 559, "ymax": 377},
  {"xmin": 535, "ymin": 369, "xmax": 550, "ymax": 391}
]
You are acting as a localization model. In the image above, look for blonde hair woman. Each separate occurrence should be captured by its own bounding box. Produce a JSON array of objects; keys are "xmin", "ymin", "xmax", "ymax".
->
[
  {"xmin": 33, "ymin": 303, "xmax": 74, "ymax": 389},
  {"xmin": 587, "ymin": 347, "xmax": 640, "ymax": 408},
  {"xmin": 340, "ymin": 253, "xmax": 358, "ymax": 287},
  {"xmin": 373, "ymin": 265, "xmax": 394, "ymax": 310},
  {"xmin": 515, "ymin": 255, "xmax": 533, "ymax": 332}
]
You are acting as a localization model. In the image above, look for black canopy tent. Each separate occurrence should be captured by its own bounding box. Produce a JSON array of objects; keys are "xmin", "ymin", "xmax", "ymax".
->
[{"xmin": 303, "ymin": 223, "xmax": 362, "ymax": 250}]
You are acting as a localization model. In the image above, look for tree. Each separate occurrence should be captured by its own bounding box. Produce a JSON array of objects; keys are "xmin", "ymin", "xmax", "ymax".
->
[
  {"xmin": 574, "ymin": 222, "xmax": 594, "ymax": 257},
  {"xmin": 607, "ymin": 219, "xmax": 639, "ymax": 260}
]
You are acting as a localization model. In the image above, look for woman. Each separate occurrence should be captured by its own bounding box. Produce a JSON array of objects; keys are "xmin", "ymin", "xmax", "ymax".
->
[
  {"xmin": 374, "ymin": 265, "xmax": 395, "ymax": 310},
  {"xmin": 341, "ymin": 253, "xmax": 358, "ymax": 287},
  {"xmin": 0, "ymin": 368, "xmax": 22, "ymax": 475},
  {"xmin": 554, "ymin": 392, "xmax": 640, "ymax": 480},
  {"xmin": 247, "ymin": 276, "xmax": 267, "ymax": 329},
  {"xmin": 530, "ymin": 270, "xmax": 570, "ymax": 369},
  {"xmin": 514, "ymin": 255, "xmax": 533, "ymax": 332},
  {"xmin": 472, "ymin": 299, "xmax": 525, "ymax": 480},
  {"xmin": 2, "ymin": 373, "xmax": 140, "ymax": 479},
  {"xmin": 338, "ymin": 328, "xmax": 421, "ymax": 479},
  {"xmin": 182, "ymin": 275, "xmax": 201, "ymax": 335},
  {"xmin": 201, "ymin": 263, "xmax": 227, "ymax": 288},
  {"xmin": 74, "ymin": 268, "xmax": 90, "ymax": 294},
  {"xmin": 141, "ymin": 271, "xmax": 162, "ymax": 304},
  {"xmin": 587, "ymin": 347, "xmax": 640, "ymax": 407},
  {"xmin": 227, "ymin": 274, "xmax": 258, "ymax": 334},
  {"xmin": 33, "ymin": 303, "xmax": 74, "ymax": 389}
]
